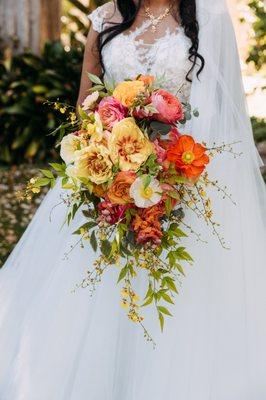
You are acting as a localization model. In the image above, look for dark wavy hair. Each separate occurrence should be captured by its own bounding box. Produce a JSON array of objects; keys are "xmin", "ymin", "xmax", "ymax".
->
[{"xmin": 98, "ymin": 0, "xmax": 205, "ymax": 82}]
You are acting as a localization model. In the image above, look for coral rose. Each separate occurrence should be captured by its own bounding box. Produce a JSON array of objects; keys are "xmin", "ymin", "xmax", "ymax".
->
[
  {"xmin": 151, "ymin": 89, "xmax": 184, "ymax": 124},
  {"xmin": 109, "ymin": 117, "xmax": 154, "ymax": 171},
  {"xmin": 107, "ymin": 171, "xmax": 137, "ymax": 205},
  {"xmin": 113, "ymin": 80, "xmax": 145, "ymax": 107},
  {"xmin": 74, "ymin": 144, "xmax": 112, "ymax": 184},
  {"xmin": 98, "ymin": 96, "xmax": 126, "ymax": 130},
  {"xmin": 166, "ymin": 135, "xmax": 210, "ymax": 178}
]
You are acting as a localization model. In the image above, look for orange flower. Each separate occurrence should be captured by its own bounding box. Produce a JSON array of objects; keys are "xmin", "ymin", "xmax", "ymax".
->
[
  {"xmin": 132, "ymin": 204, "xmax": 164, "ymax": 245},
  {"xmin": 107, "ymin": 171, "xmax": 137, "ymax": 205},
  {"xmin": 137, "ymin": 75, "xmax": 155, "ymax": 86},
  {"xmin": 113, "ymin": 80, "xmax": 145, "ymax": 107},
  {"xmin": 93, "ymin": 184, "xmax": 106, "ymax": 198},
  {"xmin": 166, "ymin": 135, "xmax": 209, "ymax": 178}
]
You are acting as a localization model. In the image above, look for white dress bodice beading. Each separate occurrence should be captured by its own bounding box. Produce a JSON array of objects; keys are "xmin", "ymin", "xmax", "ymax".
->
[{"xmin": 88, "ymin": 4, "xmax": 192, "ymax": 102}]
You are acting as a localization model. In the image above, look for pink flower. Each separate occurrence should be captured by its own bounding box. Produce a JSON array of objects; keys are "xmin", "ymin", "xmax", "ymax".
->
[
  {"xmin": 98, "ymin": 96, "xmax": 127, "ymax": 130},
  {"xmin": 153, "ymin": 139, "xmax": 167, "ymax": 163},
  {"xmin": 169, "ymin": 127, "xmax": 181, "ymax": 144},
  {"xmin": 133, "ymin": 107, "xmax": 153, "ymax": 119},
  {"xmin": 98, "ymin": 200, "xmax": 132, "ymax": 225},
  {"xmin": 151, "ymin": 89, "xmax": 184, "ymax": 124}
]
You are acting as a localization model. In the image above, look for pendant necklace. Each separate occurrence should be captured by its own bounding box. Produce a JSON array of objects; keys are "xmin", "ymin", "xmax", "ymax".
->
[{"xmin": 144, "ymin": 2, "xmax": 172, "ymax": 33}]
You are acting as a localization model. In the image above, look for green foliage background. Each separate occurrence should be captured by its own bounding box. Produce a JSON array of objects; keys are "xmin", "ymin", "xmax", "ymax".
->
[{"xmin": 246, "ymin": 0, "xmax": 266, "ymax": 71}]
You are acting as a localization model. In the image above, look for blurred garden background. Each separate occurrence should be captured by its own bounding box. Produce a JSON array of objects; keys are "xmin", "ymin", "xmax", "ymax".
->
[{"xmin": 0, "ymin": 0, "xmax": 265, "ymax": 267}]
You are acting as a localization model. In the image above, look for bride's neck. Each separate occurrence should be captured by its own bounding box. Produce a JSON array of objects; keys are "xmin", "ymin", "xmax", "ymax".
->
[{"xmin": 143, "ymin": 0, "xmax": 174, "ymax": 7}]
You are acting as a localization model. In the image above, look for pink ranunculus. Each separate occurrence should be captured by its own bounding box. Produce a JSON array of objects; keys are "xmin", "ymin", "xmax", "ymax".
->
[
  {"xmin": 151, "ymin": 89, "xmax": 184, "ymax": 124},
  {"xmin": 153, "ymin": 139, "xmax": 167, "ymax": 163},
  {"xmin": 98, "ymin": 200, "xmax": 132, "ymax": 225},
  {"xmin": 133, "ymin": 107, "xmax": 153, "ymax": 119},
  {"xmin": 133, "ymin": 96, "xmax": 154, "ymax": 119},
  {"xmin": 169, "ymin": 127, "xmax": 181, "ymax": 144},
  {"xmin": 98, "ymin": 96, "xmax": 127, "ymax": 130}
]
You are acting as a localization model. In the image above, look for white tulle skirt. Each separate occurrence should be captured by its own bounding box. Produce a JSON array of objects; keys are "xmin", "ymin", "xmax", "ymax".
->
[{"xmin": 0, "ymin": 151, "xmax": 266, "ymax": 400}]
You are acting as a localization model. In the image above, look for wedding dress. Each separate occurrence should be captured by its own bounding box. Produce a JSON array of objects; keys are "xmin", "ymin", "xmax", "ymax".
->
[{"xmin": 1, "ymin": 1, "xmax": 266, "ymax": 399}]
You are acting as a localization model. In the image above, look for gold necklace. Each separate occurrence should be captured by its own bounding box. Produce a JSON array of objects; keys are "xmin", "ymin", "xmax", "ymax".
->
[{"xmin": 144, "ymin": 3, "xmax": 172, "ymax": 33}]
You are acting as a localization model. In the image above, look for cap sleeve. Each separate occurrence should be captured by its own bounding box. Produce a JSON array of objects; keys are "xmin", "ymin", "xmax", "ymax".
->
[{"xmin": 88, "ymin": 3, "xmax": 114, "ymax": 33}]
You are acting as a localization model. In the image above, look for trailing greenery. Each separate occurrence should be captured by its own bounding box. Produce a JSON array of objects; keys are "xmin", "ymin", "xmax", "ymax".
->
[
  {"xmin": 0, "ymin": 41, "xmax": 83, "ymax": 164},
  {"xmin": 246, "ymin": 0, "xmax": 266, "ymax": 71}
]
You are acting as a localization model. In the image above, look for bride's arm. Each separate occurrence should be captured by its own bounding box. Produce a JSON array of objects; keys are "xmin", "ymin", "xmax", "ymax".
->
[{"xmin": 76, "ymin": 28, "xmax": 102, "ymax": 107}]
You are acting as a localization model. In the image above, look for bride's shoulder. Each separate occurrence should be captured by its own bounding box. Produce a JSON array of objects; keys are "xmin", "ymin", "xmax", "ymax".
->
[{"xmin": 88, "ymin": 1, "xmax": 122, "ymax": 33}]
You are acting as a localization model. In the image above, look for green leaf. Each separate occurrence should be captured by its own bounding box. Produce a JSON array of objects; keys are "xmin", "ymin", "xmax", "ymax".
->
[
  {"xmin": 169, "ymin": 224, "xmax": 187, "ymax": 238},
  {"xmin": 101, "ymin": 240, "xmax": 112, "ymax": 257},
  {"xmin": 165, "ymin": 197, "xmax": 173, "ymax": 216},
  {"xmin": 40, "ymin": 169, "xmax": 54, "ymax": 179},
  {"xmin": 78, "ymin": 105, "xmax": 89, "ymax": 120},
  {"xmin": 175, "ymin": 263, "xmax": 186, "ymax": 276},
  {"xmin": 50, "ymin": 179, "xmax": 56, "ymax": 189},
  {"xmin": 150, "ymin": 121, "xmax": 172, "ymax": 136},
  {"xmin": 87, "ymin": 73, "xmax": 103, "ymax": 86},
  {"xmin": 142, "ymin": 295, "xmax": 154, "ymax": 307},
  {"xmin": 49, "ymin": 163, "xmax": 66, "ymax": 172},
  {"xmin": 35, "ymin": 177, "xmax": 50, "ymax": 187},
  {"xmin": 143, "ymin": 174, "xmax": 152, "ymax": 189},
  {"xmin": 158, "ymin": 312, "xmax": 164, "ymax": 331},
  {"xmin": 164, "ymin": 277, "xmax": 179, "ymax": 294},
  {"xmin": 157, "ymin": 306, "xmax": 173, "ymax": 316},
  {"xmin": 90, "ymin": 230, "xmax": 98, "ymax": 252},
  {"xmin": 144, "ymin": 283, "xmax": 153, "ymax": 300},
  {"xmin": 88, "ymin": 85, "xmax": 105, "ymax": 92},
  {"xmin": 117, "ymin": 265, "xmax": 128, "ymax": 283},
  {"xmin": 193, "ymin": 109, "xmax": 199, "ymax": 117},
  {"xmin": 161, "ymin": 292, "xmax": 174, "ymax": 304}
]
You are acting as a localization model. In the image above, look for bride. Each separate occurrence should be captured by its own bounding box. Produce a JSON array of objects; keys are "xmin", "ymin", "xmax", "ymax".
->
[{"xmin": 1, "ymin": 0, "xmax": 266, "ymax": 399}]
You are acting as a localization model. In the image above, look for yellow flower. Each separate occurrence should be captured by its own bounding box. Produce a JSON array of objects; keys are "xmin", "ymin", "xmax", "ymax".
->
[
  {"xmin": 90, "ymin": 112, "xmax": 104, "ymax": 143},
  {"xmin": 86, "ymin": 123, "xmax": 96, "ymax": 136},
  {"xmin": 131, "ymin": 293, "xmax": 140, "ymax": 303},
  {"xmin": 113, "ymin": 80, "xmax": 145, "ymax": 107},
  {"xmin": 121, "ymin": 288, "xmax": 129, "ymax": 297},
  {"xmin": 121, "ymin": 299, "xmax": 129, "ymax": 309},
  {"xmin": 31, "ymin": 187, "xmax": 40, "ymax": 194},
  {"xmin": 74, "ymin": 144, "xmax": 113, "ymax": 184},
  {"xmin": 109, "ymin": 118, "xmax": 154, "ymax": 171}
]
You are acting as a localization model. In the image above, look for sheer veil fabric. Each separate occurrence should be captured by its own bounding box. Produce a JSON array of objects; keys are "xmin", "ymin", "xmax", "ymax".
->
[{"xmin": 0, "ymin": 0, "xmax": 266, "ymax": 399}]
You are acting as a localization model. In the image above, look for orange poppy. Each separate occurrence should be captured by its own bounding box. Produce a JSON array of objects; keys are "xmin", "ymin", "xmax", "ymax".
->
[{"xmin": 166, "ymin": 135, "xmax": 209, "ymax": 178}]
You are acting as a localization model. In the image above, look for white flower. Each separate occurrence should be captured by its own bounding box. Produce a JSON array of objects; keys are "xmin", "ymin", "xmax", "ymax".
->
[
  {"xmin": 82, "ymin": 91, "xmax": 99, "ymax": 111},
  {"xmin": 60, "ymin": 134, "xmax": 82, "ymax": 164},
  {"xmin": 129, "ymin": 175, "xmax": 162, "ymax": 208}
]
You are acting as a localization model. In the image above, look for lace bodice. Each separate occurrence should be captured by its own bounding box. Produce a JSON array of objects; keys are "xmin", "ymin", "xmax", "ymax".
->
[{"xmin": 88, "ymin": 3, "xmax": 192, "ymax": 102}]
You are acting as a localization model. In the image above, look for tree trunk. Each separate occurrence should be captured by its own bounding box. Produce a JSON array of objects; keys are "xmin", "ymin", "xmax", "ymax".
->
[{"xmin": 0, "ymin": 0, "xmax": 61, "ymax": 54}]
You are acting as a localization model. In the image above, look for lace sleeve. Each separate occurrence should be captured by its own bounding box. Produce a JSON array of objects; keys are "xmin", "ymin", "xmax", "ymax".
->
[{"xmin": 88, "ymin": 3, "xmax": 115, "ymax": 33}]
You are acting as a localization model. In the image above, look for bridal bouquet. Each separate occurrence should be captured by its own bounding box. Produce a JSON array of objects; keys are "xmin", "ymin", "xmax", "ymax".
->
[{"xmin": 22, "ymin": 74, "xmax": 237, "ymax": 344}]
